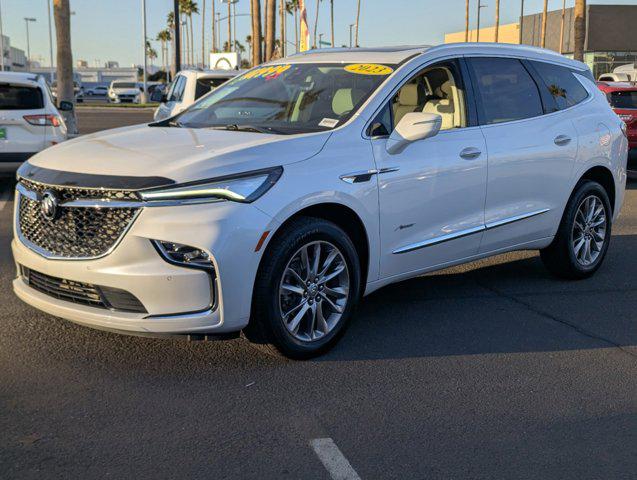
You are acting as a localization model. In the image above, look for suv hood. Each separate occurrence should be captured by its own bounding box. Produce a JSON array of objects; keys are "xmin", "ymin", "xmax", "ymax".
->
[{"xmin": 26, "ymin": 124, "xmax": 331, "ymax": 185}]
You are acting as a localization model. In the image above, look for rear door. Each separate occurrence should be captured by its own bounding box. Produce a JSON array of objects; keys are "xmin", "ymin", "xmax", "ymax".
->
[
  {"xmin": 0, "ymin": 82, "xmax": 47, "ymax": 157},
  {"xmin": 466, "ymin": 57, "xmax": 579, "ymax": 253}
]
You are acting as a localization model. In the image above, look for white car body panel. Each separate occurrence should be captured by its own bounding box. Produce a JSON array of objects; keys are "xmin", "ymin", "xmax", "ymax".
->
[
  {"xmin": 11, "ymin": 43, "xmax": 628, "ymax": 336},
  {"xmin": 153, "ymin": 70, "xmax": 240, "ymax": 121}
]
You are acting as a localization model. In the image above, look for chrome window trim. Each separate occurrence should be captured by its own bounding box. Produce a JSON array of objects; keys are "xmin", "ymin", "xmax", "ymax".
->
[{"xmin": 392, "ymin": 208, "xmax": 550, "ymax": 254}]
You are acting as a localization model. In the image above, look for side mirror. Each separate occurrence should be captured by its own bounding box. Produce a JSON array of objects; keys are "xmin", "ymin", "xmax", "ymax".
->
[
  {"xmin": 386, "ymin": 112, "xmax": 442, "ymax": 154},
  {"xmin": 58, "ymin": 100, "xmax": 74, "ymax": 112},
  {"xmin": 150, "ymin": 90, "xmax": 164, "ymax": 102}
]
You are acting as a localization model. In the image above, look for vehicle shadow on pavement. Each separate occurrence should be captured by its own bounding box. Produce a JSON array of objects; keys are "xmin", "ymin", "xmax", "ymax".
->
[{"xmin": 324, "ymin": 234, "xmax": 637, "ymax": 362}]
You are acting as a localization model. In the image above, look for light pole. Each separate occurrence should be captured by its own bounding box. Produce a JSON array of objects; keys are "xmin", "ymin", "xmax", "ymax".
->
[
  {"xmin": 141, "ymin": 0, "xmax": 148, "ymax": 102},
  {"xmin": 349, "ymin": 24, "xmax": 355, "ymax": 48},
  {"xmin": 519, "ymin": 0, "xmax": 525, "ymax": 44},
  {"xmin": 319, "ymin": 33, "xmax": 324, "ymax": 48},
  {"xmin": 47, "ymin": 0, "xmax": 54, "ymax": 69},
  {"xmin": 476, "ymin": 2, "xmax": 486, "ymax": 42},
  {"xmin": 0, "ymin": 0, "xmax": 5, "ymax": 71},
  {"xmin": 24, "ymin": 17, "xmax": 36, "ymax": 69}
]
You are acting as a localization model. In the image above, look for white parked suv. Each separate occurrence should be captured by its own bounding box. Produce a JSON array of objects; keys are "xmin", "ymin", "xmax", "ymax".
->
[
  {"xmin": 153, "ymin": 69, "xmax": 240, "ymax": 121},
  {"xmin": 12, "ymin": 44, "xmax": 628, "ymax": 358},
  {"xmin": 0, "ymin": 72, "xmax": 69, "ymax": 173},
  {"xmin": 108, "ymin": 80, "xmax": 141, "ymax": 104}
]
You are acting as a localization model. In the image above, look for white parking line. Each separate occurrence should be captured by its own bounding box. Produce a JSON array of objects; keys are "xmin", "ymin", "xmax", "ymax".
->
[{"xmin": 310, "ymin": 438, "xmax": 362, "ymax": 480}]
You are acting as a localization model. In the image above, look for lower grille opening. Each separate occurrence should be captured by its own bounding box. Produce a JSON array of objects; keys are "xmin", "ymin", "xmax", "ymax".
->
[{"xmin": 21, "ymin": 267, "xmax": 147, "ymax": 314}]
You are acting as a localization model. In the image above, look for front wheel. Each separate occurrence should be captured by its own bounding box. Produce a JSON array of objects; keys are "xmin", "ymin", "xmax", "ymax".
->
[
  {"xmin": 245, "ymin": 217, "xmax": 361, "ymax": 359},
  {"xmin": 541, "ymin": 180, "xmax": 612, "ymax": 279}
]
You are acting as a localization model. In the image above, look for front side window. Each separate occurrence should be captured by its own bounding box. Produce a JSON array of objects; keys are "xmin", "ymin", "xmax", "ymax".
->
[
  {"xmin": 390, "ymin": 61, "xmax": 468, "ymax": 131},
  {"xmin": 174, "ymin": 63, "xmax": 396, "ymax": 134},
  {"xmin": 194, "ymin": 77, "xmax": 232, "ymax": 100},
  {"xmin": 0, "ymin": 84, "xmax": 44, "ymax": 110},
  {"xmin": 608, "ymin": 90, "xmax": 637, "ymax": 109},
  {"xmin": 468, "ymin": 57, "xmax": 543, "ymax": 125},
  {"xmin": 531, "ymin": 61, "xmax": 589, "ymax": 110}
]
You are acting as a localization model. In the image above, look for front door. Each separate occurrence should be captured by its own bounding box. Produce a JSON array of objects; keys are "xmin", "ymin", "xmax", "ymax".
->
[{"xmin": 371, "ymin": 59, "xmax": 488, "ymax": 279}]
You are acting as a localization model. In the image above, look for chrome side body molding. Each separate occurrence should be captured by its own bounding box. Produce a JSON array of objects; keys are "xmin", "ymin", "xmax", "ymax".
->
[{"xmin": 392, "ymin": 208, "xmax": 551, "ymax": 254}]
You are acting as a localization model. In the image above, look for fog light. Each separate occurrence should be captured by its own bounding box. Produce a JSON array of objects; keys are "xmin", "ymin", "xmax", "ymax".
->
[{"xmin": 152, "ymin": 240, "xmax": 214, "ymax": 271}]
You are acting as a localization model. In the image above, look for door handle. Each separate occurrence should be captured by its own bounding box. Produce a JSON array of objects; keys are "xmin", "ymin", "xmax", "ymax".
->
[
  {"xmin": 459, "ymin": 147, "xmax": 482, "ymax": 160},
  {"xmin": 554, "ymin": 135, "xmax": 572, "ymax": 146}
]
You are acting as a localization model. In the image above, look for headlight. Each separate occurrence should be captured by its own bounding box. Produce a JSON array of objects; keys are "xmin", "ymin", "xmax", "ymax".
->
[{"xmin": 139, "ymin": 166, "xmax": 283, "ymax": 203}]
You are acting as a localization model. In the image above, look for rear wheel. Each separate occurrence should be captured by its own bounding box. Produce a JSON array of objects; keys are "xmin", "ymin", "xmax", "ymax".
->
[
  {"xmin": 245, "ymin": 217, "xmax": 361, "ymax": 359},
  {"xmin": 541, "ymin": 180, "xmax": 612, "ymax": 279}
]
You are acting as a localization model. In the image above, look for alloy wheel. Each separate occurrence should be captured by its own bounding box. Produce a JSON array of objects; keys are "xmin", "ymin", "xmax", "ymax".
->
[
  {"xmin": 278, "ymin": 241, "xmax": 350, "ymax": 342},
  {"xmin": 572, "ymin": 194, "xmax": 607, "ymax": 266}
]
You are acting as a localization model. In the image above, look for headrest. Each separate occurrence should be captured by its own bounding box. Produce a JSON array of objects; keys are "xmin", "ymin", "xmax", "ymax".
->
[
  {"xmin": 436, "ymin": 80, "xmax": 452, "ymax": 98},
  {"xmin": 398, "ymin": 84, "xmax": 419, "ymax": 106},
  {"xmin": 332, "ymin": 88, "xmax": 355, "ymax": 116}
]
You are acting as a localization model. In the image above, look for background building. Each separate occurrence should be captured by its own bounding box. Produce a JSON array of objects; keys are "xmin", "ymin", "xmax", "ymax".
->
[{"xmin": 444, "ymin": 4, "xmax": 637, "ymax": 78}]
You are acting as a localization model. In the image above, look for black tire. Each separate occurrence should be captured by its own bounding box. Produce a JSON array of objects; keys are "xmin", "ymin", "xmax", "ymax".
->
[
  {"xmin": 540, "ymin": 180, "xmax": 612, "ymax": 279},
  {"xmin": 244, "ymin": 217, "xmax": 362, "ymax": 359}
]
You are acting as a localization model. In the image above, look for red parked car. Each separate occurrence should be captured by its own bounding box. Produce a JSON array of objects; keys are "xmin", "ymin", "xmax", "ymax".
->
[{"xmin": 597, "ymin": 81, "xmax": 637, "ymax": 176}]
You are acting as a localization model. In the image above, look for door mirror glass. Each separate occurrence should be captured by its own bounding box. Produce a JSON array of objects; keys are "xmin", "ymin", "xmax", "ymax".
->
[
  {"xmin": 386, "ymin": 112, "xmax": 442, "ymax": 154},
  {"xmin": 150, "ymin": 90, "xmax": 164, "ymax": 103},
  {"xmin": 58, "ymin": 100, "xmax": 74, "ymax": 112}
]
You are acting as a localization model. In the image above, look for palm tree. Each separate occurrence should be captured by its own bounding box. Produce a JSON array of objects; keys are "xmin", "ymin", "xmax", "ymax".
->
[
  {"xmin": 540, "ymin": 0, "xmax": 548, "ymax": 48},
  {"xmin": 146, "ymin": 40, "xmax": 158, "ymax": 67},
  {"xmin": 156, "ymin": 29, "xmax": 172, "ymax": 80},
  {"xmin": 313, "ymin": 0, "xmax": 322, "ymax": 48},
  {"xmin": 279, "ymin": 0, "xmax": 286, "ymax": 57},
  {"xmin": 494, "ymin": 0, "xmax": 500, "ymax": 42},
  {"xmin": 180, "ymin": 0, "xmax": 199, "ymax": 66},
  {"xmin": 573, "ymin": 0, "xmax": 585, "ymax": 61},
  {"xmin": 265, "ymin": 0, "xmax": 277, "ymax": 61},
  {"xmin": 201, "ymin": 0, "xmax": 206, "ymax": 67},
  {"xmin": 246, "ymin": 34, "xmax": 253, "ymax": 65},
  {"xmin": 250, "ymin": 0, "xmax": 263, "ymax": 65},
  {"xmin": 465, "ymin": 0, "xmax": 469, "ymax": 42},
  {"xmin": 286, "ymin": 1, "xmax": 299, "ymax": 52},
  {"xmin": 52, "ymin": 0, "xmax": 77, "ymax": 134},
  {"xmin": 329, "ymin": 0, "xmax": 334, "ymax": 47},
  {"xmin": 167, "ymin": 11, "xmax": 177, "ymax": 77}
]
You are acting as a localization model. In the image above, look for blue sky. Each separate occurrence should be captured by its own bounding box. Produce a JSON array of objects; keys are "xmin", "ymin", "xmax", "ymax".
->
[{"xmin": 1, "ymin": 0, "xmax": 634, "ymax": 67}]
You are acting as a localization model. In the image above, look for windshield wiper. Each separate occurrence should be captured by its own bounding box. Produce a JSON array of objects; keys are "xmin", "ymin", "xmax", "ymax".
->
[{"xmin": 218, "ymin": 124, "xmax": 288, "ymax": 135}]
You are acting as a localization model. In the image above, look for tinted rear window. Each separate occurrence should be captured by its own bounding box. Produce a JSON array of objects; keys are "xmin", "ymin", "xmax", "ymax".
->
[
  {"xmin": 609, "ymin": 91, "xmax": 637, "ymax": 109},
  {"xmin": 0, "ymin": 84, "xmax": 44, "ymax": 110},
  {"xmin": 530, "ymin": 61, "xmax": 589, "ymax": 110},
  {"xmin": 468, "ymin": 57, "xmax": 543, "ymax": 125}
]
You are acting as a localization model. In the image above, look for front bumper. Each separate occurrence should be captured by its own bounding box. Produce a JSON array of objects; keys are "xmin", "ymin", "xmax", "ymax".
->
[{"xmin": 12, "ymin": 199, "xmax": 276, "ymax": 335}]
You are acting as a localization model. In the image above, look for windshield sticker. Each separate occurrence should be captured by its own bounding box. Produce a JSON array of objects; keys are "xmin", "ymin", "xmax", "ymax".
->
[
  {"xmin": 319, "ymin": 118, "xmax": 339, "ymax": 128},
  {"xmin": 242, "ymin": 64, "xmax": 291, "ymax": 80},
  {"xmin": 344, "ymin": 63, "xmax": 394, "ymax": 75}
]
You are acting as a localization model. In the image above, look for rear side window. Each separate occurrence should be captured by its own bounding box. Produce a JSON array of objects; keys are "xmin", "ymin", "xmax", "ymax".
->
[
  {"xmin": 468, "ymin": 58, "xmax": 543, "ymax": 125},
  {"xmin": 194, "ymin": 78, "xmax": 230, "ymax": 100},
  {"xmin": 608, "ymin": 90, "xmax": 637, "ymax": 109},
  {"xmin": 0, "ymin": 84, "xmax": 44, "ymax": 110},
  {"xmin": 530, "ymin": 61, "xmax": 589, "ymax": 110}
]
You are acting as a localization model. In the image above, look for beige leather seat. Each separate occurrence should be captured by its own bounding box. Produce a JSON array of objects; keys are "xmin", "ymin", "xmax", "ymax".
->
[
  {"xmin": 423, "ymin": 81, "xmax": 456, "ymax": 130},
  {"xmin": 392, "ymin": 84, "xmax": 420, "ymax": 125},
  {"xmin": 332, "ymin": 88, "xmax": 363, "ymax": 116}
]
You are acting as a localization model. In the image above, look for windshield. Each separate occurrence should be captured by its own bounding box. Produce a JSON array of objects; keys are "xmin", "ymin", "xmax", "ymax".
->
[
  {"xmin": 609, "ymin": 90, "xmax": 637, "ymax": 109},
  {"xmin": 113, "ymin": 82, "xmax": 137, "ymax": 89},
  {"xmin": 174, "ymin": 63, "xmax": 396, "ymax": 134}
]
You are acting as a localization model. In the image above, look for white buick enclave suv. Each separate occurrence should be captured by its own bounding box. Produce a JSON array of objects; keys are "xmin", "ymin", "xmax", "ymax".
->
[{"xmin": 12, "ymin": 44, "xmax": 628, "ymax": 358}]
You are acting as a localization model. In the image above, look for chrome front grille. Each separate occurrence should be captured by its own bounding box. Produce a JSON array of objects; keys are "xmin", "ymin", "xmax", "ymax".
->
[{"xmin": 17, "ymin": 179, "xmax": 140, "ymax": 259}]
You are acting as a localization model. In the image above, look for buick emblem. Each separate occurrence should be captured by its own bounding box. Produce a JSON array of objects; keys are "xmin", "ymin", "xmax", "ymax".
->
[{"xmin": 41, "ymin": 190, "xmax": 59, "ymax": 221}]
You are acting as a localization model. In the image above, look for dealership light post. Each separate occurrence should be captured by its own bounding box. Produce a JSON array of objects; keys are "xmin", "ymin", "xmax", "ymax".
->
[
  {"xmin": 174, "ymin": 0, "xmax": 181, "ymax": 73},
  {"xmin": 475, "ymin": 2, "xmax": 486, "ymax": 42},
  {"xmin": 47, "ymin": 0, "xmax": 54, "ymax": 68},
  {"xmin": 24, "ymin": 17, "xmax": 36, "ymax": 69},
  {"xmin": 141, "ymin": 0, "xmax": 148, "ymax": 102},
  {"xmin": 0, "ymin": 0, "xmax": 4, "ymax": 71}
]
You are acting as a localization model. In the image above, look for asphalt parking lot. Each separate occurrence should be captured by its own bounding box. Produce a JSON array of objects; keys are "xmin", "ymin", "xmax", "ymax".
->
[{"xmin": 0, "ymin": 111, "xmax": 636, "ymax": 479}]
